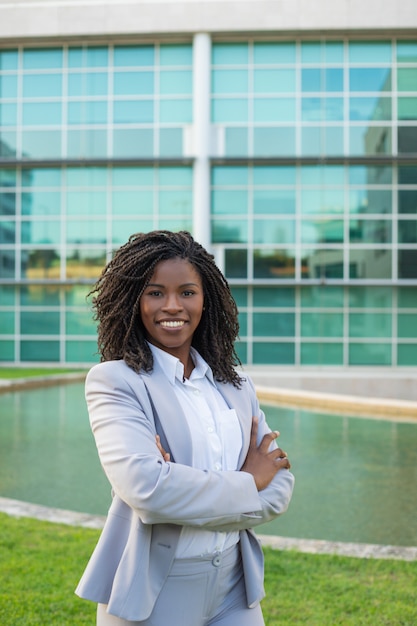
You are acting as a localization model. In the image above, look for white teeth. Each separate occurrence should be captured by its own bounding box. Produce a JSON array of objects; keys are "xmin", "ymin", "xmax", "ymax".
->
[{"xmin": 160, "ymin": 321, "xmax": 185, "ymax": 328}]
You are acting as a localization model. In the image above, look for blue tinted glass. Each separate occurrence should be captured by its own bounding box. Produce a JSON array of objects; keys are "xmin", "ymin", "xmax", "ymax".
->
[
  {"xmin": 253, "ymin": 166, "xmax": 296, "ymax": 185},
  {"xmin": 212, "ymin": 70, "xmax": 248, "ymax": 94},
  {"xmin": 68, "ymin": 47, "xmax": 108, "ymax": 67},
  {"xmin": 301, "ymin": 165, "xmax": 345, "ymax": 185},
  {"xmin": 302, "ymin": 69, "xmax": 322, "ymax": 92},
  {"xmin": 112, "ymin": 190, "xmax": 153, "ymax": 216},
  {"xmin": 0, "ymin": 75, "xmax": 18, "ymax": 97},
  {"xmin": 253, "ymin": 190, "xmax": 296, "ymax": 214},
  {"xmin": 113, "ymin": 100, "xmax": 154, "ymax": 124},
  {"xmin": 22, "ymin": 168, "xmax": 61, "ymax": 187},
  {"xmin": 0, "ymin": 50, "xmax": 18, "ymax": 70},
  {"xmin": 212, "ymin": 43, "xmax": 249, "ymax": 65},
  {"xmin": 23, "ymin": 48, "xmax": 63, "ymax": 69},
  {"xmin": 160, "ymin": 70, "xmax": 192, "ymax": 94},
  {"xmin": 349, "ymin": 41, "xmax": 391, "ymax": 63},
  {"xmin": 160, "ymin": 44, "xmax": 192, "ymax": 66},
  {"xmin": 225, "ymin": 127, "xmax": 248, "ymax": 156},
  {"xmin": 254, "ymin": 218, "xmax": 295, "ymax": 243},
  {"xmin": 159, "ymin": 190, "xmax": 192, "ymax": 215},
  {"xmin": 254, "ymin": 127, "xmax": 296, "ymax": 157},
  {"xmin": 302, "ymin": 97, "xmax": 344, "ymax": 121},
  {"xmin": 113, "ymin": 129, "xmax": 153, "ymax": 157},
  {"xmin": 66, "ymin": 167, "xmax": 107, "ymax": 187},
  {"xmin": 21, "ymin": 219, "xmax": 61, "ymax": 244},
  {"xmin": 349, "ymin": 126, "xmax": 392, "ymax": 156},
  {"xmin": 0, "ymin": 130, "xmax": 17, "ymax": 156},
  {"xmin": 159, "ymin": 167, "xmax": 192, "ymax": 186},
  {"xmin": 159, "ymin": 99, "xmax": 192, "ymax": 123},
  {"xmin": 0, "ymin": 103, "xmax": 16, "ymax": 126},
  {"xmin": 159, "ymin": 128, "xmax": 183, "ymax": 156},
  {"xmin": 212, "ymin": 219, "xmax": 247, "ymax": 243},
  {"xmin": 67, "ymin": 129, "xmax": 107, "ymax": 158},
  {"xmin": 23, "ymin": 73, "xmax": 62, "ymax": 97},
  {"xmin": 254, "ymin": 98, "xmax": 295, "ymax": 122},
  {"xmin": 0, "ymin": 169, "xmax": 16, "ymax": 185},
  {"xmin": 212, "ymin": 190, "xmax": 247, "ymax": 215},
  {"xmin": 113, "ymin": 71, "xmax": 154, "ymax": 95},
  {"xmin": 349, "ymin": 96, "xmax": 392, "ymax": 121},
  {"xmin": 68, "ymin": 101, "xmax": 107, "ymax": 125},
  {"xmin": 212, "ymin": 98, "xmax": 248, "ymax": 123},
  {"xmin": 349, "ymin": 165, "xmax": 392, "ymax": 185},
  {"xmin": 66, "ymin": 191, "xmax": 107, "ymax": 215},
  {"xmin": 21, "ymin": 191, "xmax": 61, "ymax": 215},
  {"xmin": 301, "ymin": 189, "xmax": 344, "ymax": 214},
  {"xmin": 301, "ymin": 43, "xmax": 321, "ymax": 63},
  {"xmin": 397, "ymin": 41, "xmax": 417, "ymax": 63},
  {"xmin": 349, "ymin": 68, "xmax": 391, "ymax": 92},
  {"xmin": 22, "ymin": 102, "xmax": 61, "ymax": 125},
  {"xmin": 113, "ymin": 46, "xmax": 154, "ymax": 67},
  {"xmin": 68, "ymin": 72, "xmax": 108, "ymax": 96},
  {"xmin": 112, "ymin": 167, "xmax": 154, "ymax": 186},
  {"xmin": 253, "ymin": 42, "xmax": 296, "ymax": 64},
  {"xmin": 253, "ymin": 69, "xmax": 296, "ymax": 93},
  {"xmin": 301, "ymin": 42, "xmax": 344, "ymax": 64},
  {"xmin": 325, "ymin": 69, "xmax": 343, "ymax": 91},
  {"xmin": 211, "ymin": 166, "xmax": 248, "ymax": 185}
]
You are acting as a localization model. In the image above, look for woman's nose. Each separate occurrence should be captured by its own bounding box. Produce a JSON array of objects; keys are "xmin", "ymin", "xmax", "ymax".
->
[{"xmin": 162, "ymin": 293, "xmax": 183, "ymax": 312}]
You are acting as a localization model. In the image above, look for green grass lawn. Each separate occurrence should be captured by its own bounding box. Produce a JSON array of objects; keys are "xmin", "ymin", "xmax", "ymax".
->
[
  {"xmin": 0, "ymin": 513, "xmax": 416, "ymax": 625},
  {"xmin": 0, "ymin": 368, "xmax": 86, "ymax": 379}
]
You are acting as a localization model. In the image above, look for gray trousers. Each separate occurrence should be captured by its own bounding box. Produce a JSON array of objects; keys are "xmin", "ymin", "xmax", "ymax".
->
[{"xmin": 96, "ymin": 544, "xmax": 265, "ymax": 626}]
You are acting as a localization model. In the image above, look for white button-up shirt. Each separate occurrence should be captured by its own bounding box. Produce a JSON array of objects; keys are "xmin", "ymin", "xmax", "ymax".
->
[{"xmin": 149, "ymin": 343, "xmax": 243, "ymax": 558}]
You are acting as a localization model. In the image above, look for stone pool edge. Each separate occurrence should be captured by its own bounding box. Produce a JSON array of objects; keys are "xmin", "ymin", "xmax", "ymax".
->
[{"xmin": 1, "ymin": 496, "xmax": 416, "ymax": 562}]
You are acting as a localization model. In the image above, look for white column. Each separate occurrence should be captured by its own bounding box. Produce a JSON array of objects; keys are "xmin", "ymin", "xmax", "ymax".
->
[{"xmin": 192, "ymin": 32, "xmax": 211, "ymax": 250}]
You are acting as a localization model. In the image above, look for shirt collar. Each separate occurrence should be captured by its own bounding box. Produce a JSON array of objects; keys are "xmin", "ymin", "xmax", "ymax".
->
[{"xmin": 148, "ymin": 343, "xmax": 215, "ymax": 386}]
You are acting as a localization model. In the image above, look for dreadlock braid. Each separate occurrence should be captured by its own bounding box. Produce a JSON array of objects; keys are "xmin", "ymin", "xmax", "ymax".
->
[{"xmin": 89, "ymin": 230, "xmax": 243, "ymax": 387}]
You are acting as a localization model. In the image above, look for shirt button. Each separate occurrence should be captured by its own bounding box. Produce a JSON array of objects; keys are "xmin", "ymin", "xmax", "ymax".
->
[
  {"xmin": 214, "ymin": 463, "xmax": 221, "ymax": 470},
  {"xmin": 193, "ymin": 389, "xmax": 200, "ymax": 396},
  {"xmin": 207, "ymin": 427, "xmax": 214, "ymax": 433}
]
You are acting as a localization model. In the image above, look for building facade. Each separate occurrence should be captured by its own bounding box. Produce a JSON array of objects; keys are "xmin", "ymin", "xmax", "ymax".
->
[{"xmin": 0, "ymin": 0, "xmax": 416, "ymax": 366}]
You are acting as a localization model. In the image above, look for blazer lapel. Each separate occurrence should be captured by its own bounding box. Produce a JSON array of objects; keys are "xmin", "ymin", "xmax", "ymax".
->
[{"xmin": 141, "ymin": 372, "xmax": 193, "ymax": 466}]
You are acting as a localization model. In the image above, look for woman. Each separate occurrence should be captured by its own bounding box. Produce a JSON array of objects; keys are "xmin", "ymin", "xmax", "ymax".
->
[{"xmin": 76, "ymin": 230, "xmax": 294, "ymax": 626}]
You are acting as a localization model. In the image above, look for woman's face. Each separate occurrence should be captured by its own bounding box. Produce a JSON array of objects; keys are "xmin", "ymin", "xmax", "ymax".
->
[{"xmin": 139, "ymin": 257, "xmax": 204, "ymax": 361}]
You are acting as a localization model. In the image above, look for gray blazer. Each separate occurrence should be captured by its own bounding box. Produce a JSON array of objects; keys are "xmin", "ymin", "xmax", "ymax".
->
[{"xmin": 75, "ymin": 359, "xmax": 294, "ymax": 621}]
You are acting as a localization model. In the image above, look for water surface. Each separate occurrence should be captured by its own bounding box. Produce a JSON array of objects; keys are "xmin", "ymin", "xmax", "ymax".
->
[{"xmin": 1, "ymin": 383, "xmax": 416, "ymax": 546}]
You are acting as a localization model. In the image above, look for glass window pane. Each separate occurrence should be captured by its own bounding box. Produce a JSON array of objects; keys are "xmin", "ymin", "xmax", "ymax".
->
[
  {"xmin": 21, "ymin": 311, "xmax": 60, "ymax": 335},
  {"xmin": 253, "ymin": 166, "xmax": 296, "ymax": 185},
  {"xmin": 225, "ymin": 249, "xmax": 247, "ymax": 278},
  {"xmin": 253, "ymin": 42, "xmax": 296, "ymax": 65},
  {"xmin": 230, "ymin": 286, "xmax": 247, "ymax": 307},
  {"xmin": 212, "ymin": 44, "xmax": 249, "ymax": 65},
  {"xmin": 0, "ymin": 221, "xmax": 15, "ymax": 243},
  {"xmin": 23, "ymin": 48, "xmax": 63, "ymax": 69},
  {"xmin": 0, "ymin": 340, "xmax": 14, "ymax": 360},
  {"xmin": 113, "ymin": 71, "xmax": 153, "ymax": 95},
  {"xmin": 225, "ymin": 127, "xmax": 248, "ymax": 156},
  {"xmin": 300, "ymin": 189, "xmax": 344, "ymax": 215},
  {"xmin": 157, "ymin": 217, "xmax": 192, "ymax": 232},
  {"xmin": 66, "ymin": 167, "xmax": 106, "ymax": 187},
  {"xmin": 301, "ymin": 219, "xmax": 344, "ymax": 243},
  {"xmin": 349, "ymin": 126, "xmax": 392, "ymax": 156},
  {"xmin": 112, "ymin": 219, "xmax": 153, "ymax": 244},
  {"xmin": 253, "ymin": 286, "xmax": 295, "ymax": 307},
  {"xmin": 22, "ymin": 130, "xmax": 61, "ymax": 159},
  {"xmin": 397, "ymin": 68, "xmax": 417, "ymax": 91},
  {"xmin": 301, "ymin": 342, "xmax": 343, "ymax": 365},
  {"xmin": 349, "ymin": 97, "xmax": 392, "ymax": 121},
  {"xmin": 349, "ymin": 165, "xmax": 392, "ymax": 185},
  {"xmin": 0, "ymin": 74, "xmax": 18, "ymax": 97},
  {"xmin": 0, "ymin": 311, "xmax": 14, "ymax": 334},
  {"xmin": 67, "ymin": 191, "xmax": 106, "ymax": 215},
  {"xmin": 398, "ymin": 250, "xmax": 417, "ymax": 278},
  {"xmin": 22, "ymin": 102, "xmax": 61, "ymax": 126},
  {"xmin": 159, "ymin": 44, "xmax": 192, "ymax": 66},
  {"xmin": 348, "ymin": 286, "xmax": 392, "ymax": 308},
  {"xmin": 0, "ymin": 102, "xmax": 17, "ymax": 125},
  {"xmin": 349, "ymin": 249, "xmax": 392, "ymax": 279},
  {"xmin": 398, "ymin": 287, "xmax": 417, "ymax": 308},
  {"xmin": 253, "ymin": 69, "xmax": 295, "ymax": 93},
  {"xmin": 212, "ymin": 166, "xmax": 248, "ymax": 185},
  {"xmin": 113, "ymin": 100, "xmax": 153, "ymax": 123},
  {"xmin": 22, "ymin": 73, "xmax": 62, "ymax": 97},
  {"xmin": 21, "ymin": 219, "xmax": 60, "ymax": 244},
  {"xmin": 68, "ymin": 46, "xmax": 108, "ymax": 68},
  {"xmin": 349, "ymin": 41, "xmax": 392, "ymax": 64},
  {"xmin": 67, "ymin": 129, "xmax": 107, "ymax": 158},
  {"xmin": 20, "ymin": 340, "xmax": 60, "ymax": 361},
  {"xmin": 253, "ymin": 127, "xmax": 295, "ymax": 157},
  {"xmin": 24, "ymin": 248, "xmax": 60, "ymax": 280},
  {"xmin": 397, "ymin": 41, "xmax": 417, "ymax": 63},
  {"xmin": 398, "ymin": 313, "xmax": 417, "ymax": 338},
  {"xmin": 398, "ymin": 219, "xmax": 417, "ymax": 243},
  {"xmin": 253, "ymin": 218, "xmax": 295, "ymax": 244},
  {"xmin": 212, "ymin": 219, "xmax": 247, "ymax": 243},
  {"xmin": 301, "ymin": 126, "xmax": 344, "ymax": 156},
  {"xmin": 349, "ymin": 189, "xmax": 392, "ymax": 214},
  {"xmin": 159, "ymin": 99, "xmax": 192, "ymax": 123},
  {"xmin": 112, "ymin": 166, "xmax": 154, "ymax": 186},
  {"xmin": 349, "ymin": 312, "xmax": 391, "ymax": 337},
  {"xmin": 113, "ymin": 129, "xmax": 153, "ymax": 157},
  {"xmin": 398, "ymin": 126, "xmax": 417, "ymax": 154},
  {"xmin": 0, "ymin": 50, "xmax": 18, "ymax": 70},
  {"xmin": 254, "ymin": 248, "xmax": 295, "ymax": 279},
  {"xmin": 159, "ymin": 128, "xmax": 183, "ymax": 157},
  {"xmin": 254, "ymin": 98, "xmax": 295, "ymax": 122},
  {"xmin": 66, "ymin": 309, "xmax": 96, "ymax": 334},
  {"xmin": 301, "ymin": 286, "xmax": 344, "ymax": 307},
  {"xmin": 253, "ymin": 312, "xmax": 295, "ymax": 336},
  {"xmin": 349, "ymin": 342, "xmax": 391, "ymax": 365},
  {"xmin": 212, "ymin": 98, "xmax": 248, "ymax": 122},
  {"xmin": 0, "ymin": 191, "xmax": 16, "ymax": 215},
  {"xmin": 301, "ymin": 312, "xmax": 343, "ymax": 337},
  {"xmin": 159, "ymin": 167, "xmax": 192, "ymax": 186},
  {"xmin": 301, "ymin": 41, "xmax": 344, "ymax": 64},
  {"xmin": 398, "ymin": 97, "xmax": 417, "ymax": 121},
  {"xmin": 349, "ymin": 68, "xmax": 391, "ymax": 92},
  {"xmin": 113, "ymin": 46, "xmax": 154, "ymax": 67},
  {"xmin": 68, "ymin": 72, "xmax": 108, "ymax": 96},
  {"xmin": 349, "ymin": 219, "xmax": 392, "ymax": 243},
  {"xmin": 160, "ymin": 70, "xmax": 192, "ymax": 95},
  {"xmin": 397, "ymin": 344, "xmax": 417, "ymax": 365},
  {"xmin": 253, "ymin": 190, "xmax": 295, "ymax": 215},
  {"xmin": 159, "ymin": 190, "xmax": 192, "ymax": 215},
  {"xmin": 66, "ymin": 340, "xmax": 99, "ymax": 362},
  {"xmin": 21, "ymin": 285, "xmax": 60, "ymax": 306},
  {"xmin": 302, "ymin": 248, "xmax": 344, "ymax": 279},
  {"xmin": 66, "ymin": 248, "xmax": 106, "ymax": 279},
  {"xmin": 66, "ymin": 219, "xmax": 106, "ymax": 243},
  {"xmin": 0, "ymin": 131, "xmax": 17, "ymax": 157},
  {"xmin": 212, "ymin": 190, "xmax": 247, "ymax": 215},
  {"xmin": 212, "ymin": 70, "xmax": 248, "ymax": 94},
  {"xmin": 253, "ymin": 342, "xmax": 295, "ymax": 365},
  {"xmin": 0, "ymin": 286, "xmax": 15, "ymax": 305},
  {"xmin": 112, "ymin": 190, "xmax": 153, "ymax": 215},
  {"xmin": 68, "ymin": 101, "xmax": 107, "ymax": 125}
]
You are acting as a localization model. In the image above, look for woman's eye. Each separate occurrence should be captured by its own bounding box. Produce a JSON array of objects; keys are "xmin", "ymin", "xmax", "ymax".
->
[{"xmin": 183, "ymin": 290, "xmax": 194, "ymax": 296}]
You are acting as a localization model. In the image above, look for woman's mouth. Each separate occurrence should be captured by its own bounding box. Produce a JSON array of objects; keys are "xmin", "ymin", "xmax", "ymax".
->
[{"xmin": 159, "ymin": 320, "xmax": 186, "ymax": 328}]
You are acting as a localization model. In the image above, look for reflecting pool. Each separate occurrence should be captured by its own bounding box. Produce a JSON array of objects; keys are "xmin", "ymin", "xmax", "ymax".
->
[{"xmin": 1, "ymin": 383, "xmax": 416, "ymax": 547}]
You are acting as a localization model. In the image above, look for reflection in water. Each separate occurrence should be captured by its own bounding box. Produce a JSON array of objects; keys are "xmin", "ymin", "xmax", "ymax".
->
[{"xmin": 0, "ymin": 384, "xmax": 416, "ymax": 547}]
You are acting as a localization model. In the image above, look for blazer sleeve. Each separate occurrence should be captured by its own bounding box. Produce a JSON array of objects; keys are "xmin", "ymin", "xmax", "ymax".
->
[{"xmin": 85, "ymin": 362, "xmax": 269, "ymax": 531}]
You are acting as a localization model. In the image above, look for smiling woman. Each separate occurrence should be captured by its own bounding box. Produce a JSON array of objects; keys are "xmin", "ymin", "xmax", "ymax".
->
[{"xmin": 76, "ymin": 230, "xmax": 294, "ymax": 626}]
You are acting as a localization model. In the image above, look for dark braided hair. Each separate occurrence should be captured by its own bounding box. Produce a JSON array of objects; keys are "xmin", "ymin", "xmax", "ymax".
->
[{"xmin": 90, "ymin": 230, "xmax": 243, "ymax": 387}]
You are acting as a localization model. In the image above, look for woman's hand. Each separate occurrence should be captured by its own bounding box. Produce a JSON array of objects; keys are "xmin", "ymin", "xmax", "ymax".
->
[
  {"xmin": 240, "ymin": 417, "xmax": 291, "ymax": 491},
  {"xmin": 155, "ymin": 434, "xmax": 170, "ymax": 462}
]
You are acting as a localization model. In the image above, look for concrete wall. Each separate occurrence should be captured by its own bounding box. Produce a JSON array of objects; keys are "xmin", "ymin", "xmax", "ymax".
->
[{"xmin": 0, "ymin": 0, "xmax": 416, "ymax": 42}]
